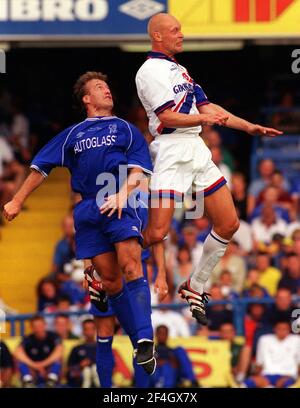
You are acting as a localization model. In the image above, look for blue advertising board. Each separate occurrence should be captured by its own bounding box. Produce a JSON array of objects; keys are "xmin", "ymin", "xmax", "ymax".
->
[{"xmin": 0, "ymin": 0, "xmax": 167, "ymax": 38}]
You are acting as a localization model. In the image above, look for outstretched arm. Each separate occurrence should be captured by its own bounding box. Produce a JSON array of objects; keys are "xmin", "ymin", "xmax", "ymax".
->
[
  {"xmin": 3, "ymin": 169, "xmax": 45, "ymax": 221},
  {"xmin": 198, "ymin": 103, "xmax": 283, "ymax": 137}
]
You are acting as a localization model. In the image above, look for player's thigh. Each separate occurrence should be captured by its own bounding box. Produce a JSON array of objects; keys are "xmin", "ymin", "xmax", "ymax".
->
[
  {"xmin": 147, "ymin": 198, "xmax": 175, "ymax": 232},
  {"xmin": 204, "ymin": 184, "xmax": 238, "ymax": 230},
  {"xmin": 95, "ymin": 316, "xmax": 116, "ymax": 337}
]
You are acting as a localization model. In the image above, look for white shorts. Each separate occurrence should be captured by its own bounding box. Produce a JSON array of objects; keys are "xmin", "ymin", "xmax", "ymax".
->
[{"xmin": 149, "ymin": 134, "xmax": 226, "ymax": 200}]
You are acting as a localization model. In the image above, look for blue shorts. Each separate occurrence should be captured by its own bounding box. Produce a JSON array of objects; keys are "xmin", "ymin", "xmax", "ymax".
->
[
  {"xmin": 264, "ymin": 375, "xmax": 295, "ymax": 388},
  {"xmin": 90, "ymin": 260, "xmax": 148, "ymax": 317},
  {"xmin": 74, "ymin": 198, "xmax": 144, "ymax": 259}
]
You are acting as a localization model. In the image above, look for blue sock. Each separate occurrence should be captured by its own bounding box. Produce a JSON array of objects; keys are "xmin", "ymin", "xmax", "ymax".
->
[
  {"xmin": 108, "ymin": 286, "xmax": 138, "ymax": 346},
  {"xmin": 127, "ymin": 277, "xmax": 153, "ymax": 341},
  {"xmin": 133, "ymin": 357, "xmax": 150, "ymax": 388},
  {"xmin": 96, "ymin": 336, "xmax": 114, "ymax": 388}
]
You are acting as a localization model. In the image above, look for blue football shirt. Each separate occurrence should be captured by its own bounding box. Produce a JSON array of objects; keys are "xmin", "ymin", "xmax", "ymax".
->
[{"xmin": 31, "ymin": 116, "xmax": 153, "ymax": 198}]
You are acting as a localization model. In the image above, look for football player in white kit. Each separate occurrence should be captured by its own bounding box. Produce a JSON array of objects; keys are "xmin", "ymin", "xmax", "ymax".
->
[{"xmin": 135, "ymin": 13, "xmax": 282, "ymax": 325}]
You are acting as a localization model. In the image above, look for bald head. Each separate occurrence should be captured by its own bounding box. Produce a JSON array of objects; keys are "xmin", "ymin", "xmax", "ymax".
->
[{"xmin": 147, "ymin": 13, "xmax": 183, "ymax": 56}]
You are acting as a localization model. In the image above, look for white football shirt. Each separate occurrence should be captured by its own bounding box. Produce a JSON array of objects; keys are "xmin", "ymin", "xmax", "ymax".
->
[
  {"xmin": 136, "ymin": 52, "xmax": 209, "ymax": 138},
  {"xmin": 256, "ymin": 334, "xmax": 300, "ymax": 377}
]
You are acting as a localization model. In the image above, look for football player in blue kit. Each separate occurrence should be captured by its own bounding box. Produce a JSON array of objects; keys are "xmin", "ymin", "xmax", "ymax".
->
[
  {"xmin": 84, "ymin": 188, "xmax": 168, "ymax": 388},
  {"xmin": 3, "ymin": 71, "xmax": 157, "ymax": 376}
]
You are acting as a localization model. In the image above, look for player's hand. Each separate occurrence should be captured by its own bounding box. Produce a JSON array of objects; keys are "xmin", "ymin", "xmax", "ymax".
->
[
  {"xmin": 200, "ymin": 113, "xmax": 229, "ymax": 127},
  {"xmin": 247, "ymin": 124, "xmax": 283, "ymax": 137},
  {"xmin": 3, "ymin": 199, "xmax": 22, "ymax": 221},
  {"xmin": 99, "ymin": 191, "xmax": 128, "ymax": 219},
  {"xmin": 154, "ymin": 274, "xmax": 169, "ymax": 302}
]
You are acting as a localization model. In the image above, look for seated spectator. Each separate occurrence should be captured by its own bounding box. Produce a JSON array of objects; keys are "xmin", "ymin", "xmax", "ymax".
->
[
  {"xmin": 54, "ymin": 314, "xmax": 79, "ymax": 340},
  {"xmin": 151, "ymin": 293, "xmax": 191, "ymax": 338},
  {"xmin": 251, "ymin": 186, "xmax": 291, "ymax": 223},
  {"xmin": 232, "ymin": 207, "xmax": 253, "ymax": 255},
  {"xmin": 243, "ymin": 269, "xmax": 270, "ymax": 298},
  {"xmin": 211, "ymin": 146, "xmax": 232, "ymax": 189},
  {"xmin": 50, "ymin": 214, "xmax": 76, "ymax": 283},
  {"xmin": 217, "ymin": 270, "xmax": 239, "ymax": 300},
  {"xmin": 271, "ymin": 91, "xmax": 300, "ymax": 134},
  {"xmin": 266, "ymin": 288, "xmax": 296, "ymax": 326},
  {"xmin": 14, "ymin": 315, "xmax": 63, "ymax": 388},
  {"xmin": 253, "ymin": 252, "xmax": 282, "ymax": 296},
  {"xmin": 278, "ymin": 253, "xmax": 300, "ymax": 294},
  {"xmin": 251, "ymin": 204, "xmax": 287, "ymax": 247},
  {"xmin": 67, "ymin": 319, "xmax": 99, "ymax": 388},
  {"xmin": 0, "ymin": 341, "xmax": 14, "ymax": 388},
  {"xmin": 44, "ymin": 295, "xmax": 85, "ymax": 337},
  {"xmin": 180, "ymin": 223, "xmax": 203, "ymax": 270},
  {"xmin": 206, "ymin": 285, "xmax": 233, "ymax": 334},
  {"xmin": 37, "ymin": 279, "xmax": 58, "ymax": 312},
  {"xmin": 202, "ymin": 126, "xmax": 235, "ymax": 171},
  {"xmin": 149, "ymin": 325, "xmax": 198, "ymax": 388},
  {"xmin": 172, "ymin": 245, "xmax": 193, "ymax": 293},
  {"xmin": 219, "ymin": 323, "xmax": 243, "ymax": 378},
  {"xmin": 243, "ymin": 320, "xmax": 300, "ymax": 388},
  {"xmin": 247, "ymin": 159, "xmax": 290, "ymax": 214},
  {"xmin": 192, "ymin": 216, "xmax": 210, "ymax": 243},
  {"xmin": 60, "ymin": 259, "xmax": 88, "ymax": 306},
  {"xmin": 211, "ymin": 241, "xmax": 246, "ymax": 294},
  {"xmin": 231, "ymin": 172, "xmax": 248, "ymax": 221}
]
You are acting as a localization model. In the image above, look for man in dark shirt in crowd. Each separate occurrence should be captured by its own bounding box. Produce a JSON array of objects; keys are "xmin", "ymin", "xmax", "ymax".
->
[
  {"xmin": 0, "ymin": 341, "xmax": 14, "ymax": 387},
  {"xmin": 14, "ymin": 315, "xmax": 63, "ymax": 387},
  {"xmin": 67, "ymin": 319, "xmax": 99, "ymax": 388},
  {"xmin": 266, "ymin": 288, "xmax": 296, "ymax": 325}
]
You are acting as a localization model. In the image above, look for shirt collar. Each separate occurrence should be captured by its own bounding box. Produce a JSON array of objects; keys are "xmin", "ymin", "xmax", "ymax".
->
[{"xmin": 147, "ymin": 51, "xmax": 177, "ymax": 63}]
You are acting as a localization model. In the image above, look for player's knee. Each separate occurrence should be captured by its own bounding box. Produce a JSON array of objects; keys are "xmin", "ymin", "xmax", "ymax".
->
[
  {"xmin": 101, "ymin": 276, "xmax": 122, "ymax": 295},
  {"xmin": 216, "ymin": 216, "xmax": 240, "ymax": 239},
  {"xmin": 121, "ymin": 258, "xmax": 141, "ymax": 281}
]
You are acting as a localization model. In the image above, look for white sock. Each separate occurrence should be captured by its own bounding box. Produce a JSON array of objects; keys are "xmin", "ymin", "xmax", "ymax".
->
[{"xmin": 190, "ymin": 230, "xmax": 229, "ymax": 293}]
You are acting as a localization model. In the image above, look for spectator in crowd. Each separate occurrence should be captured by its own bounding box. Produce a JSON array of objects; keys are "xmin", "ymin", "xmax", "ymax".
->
[
  {"xmin": 243, "ymin": 269, "xmax": 270, "ymax": 298},
  {"xmin": 202, "ymin": 126, "xmax": 235, "ymax": 171},
  {"xmin": 217, "ymin": 270, "xmax": 239, "ymax": 300},
  {"xmin": 251, "ymin": 186, "xmax": 291, "ymax": 223},
  {"xmin": 232, "ymin": 207, "xmax": 253, "ymax": 255},
  {"xmin": 0, "ymin": 341, "xmax": 14, "ymax": 388},
  {"xmin": 266, "ymin": 288, "xmax": 296, "ymax": 326},
  {"xmin": 37, "ymin": 279, "xmax": 58, "ymax": 312},
  {"xmin": 54, "ymin": 314, "xmax": 79, "ymax": 340},
  {"xmin": 180, "ymin": 223, "xmax": 203, "ymax": 270},
  {"xmin": 44, "ymin": 295, "xmax": 85, "ymax": 337},
  {"xmin": 151, "ymin": 293, "xmax": 191, "ymax": 338},
  {"xmin": 9, "ymin": 100, "xmax": 31, "ymax": 164},
  {"xmin": 172, "ymin": 245, "xmax": 193, "ymax": 293},
  {"xmin": 278, "ymin": 253, "xmax": 300, "ymax": 294},
  {"xmin": 210, "ymin": 241, "xmax": 246, "ymax": 294},
  {"xmin": 243, "ymin": 320, "xmax": 300, "ymax": 388},
  {"xmin": 210, "ymin": 146, "xmax": 232, "ymax": 189},
  {"xmin": 251, "ymin": 205, "xmax": 287, "ymax": 247},
  {"xmin": 219, "ymin": 323, "xmax": 243, "ymax": 377},
  {"xmin": 271, "ymin": 91, "xmax": 300, "ymax": 134},
  {"xmin": 231, "ymin": 172, "xmax": 248, "ymax": 221},
  {"xmin": 14, "ymin": 315, "xmax": 63, "ymax": 388},
  {"xmin": 206, "ymin": 285, "xmax": 233, "ymax": 334},
  {"xmin": 254, "ymin": 252, "xmax": 282, "ymax": 296},
  {"xmin": 59, "ymin": 259, "xmax": 88, "ymax": 306},
  {"xmin": 67, "ymin": 319, "xmax": 99, "ymax": 388},
  {"xmin": 50, "ymin": 214, "xmax": 76, "ymax": 283},
  {"xmin": 247, "ymin": 159, "xmax": 289, "ymax": 216},
  {"xmin": 149, "ymin": 325, "xmax": 198, "ymax": 388}
]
